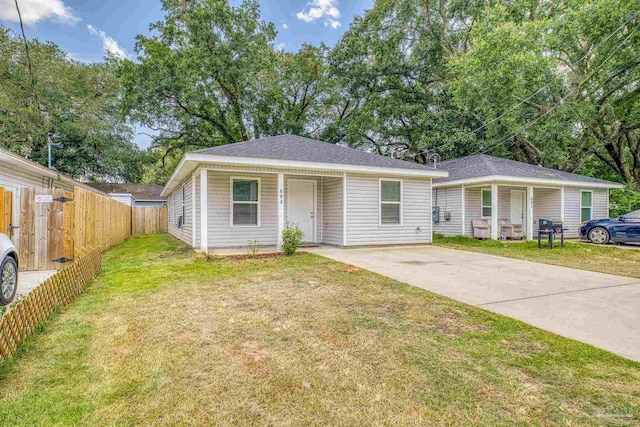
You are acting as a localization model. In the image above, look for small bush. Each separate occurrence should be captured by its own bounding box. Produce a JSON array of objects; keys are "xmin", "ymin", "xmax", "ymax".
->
[
  {"xmin": 247, "ymin": 240, "xmax": 261, "ymax": 258},
  {"xmin": 281, "ymin": 223, "xmax": 304, "ymax": 255}
]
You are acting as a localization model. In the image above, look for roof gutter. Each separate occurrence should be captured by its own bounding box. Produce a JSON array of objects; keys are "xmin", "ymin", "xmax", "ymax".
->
[
  {"xmin": 161, "ymin": 152, "xmax": 449, "ymax": 197},
  {"xmin": 432, "ymin": 175, "xmax": 623, "ymax": 189}
]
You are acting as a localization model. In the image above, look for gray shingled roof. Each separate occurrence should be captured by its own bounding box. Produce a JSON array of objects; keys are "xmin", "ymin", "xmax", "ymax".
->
[
  {"xmin": 84, "ymin": 183, "xmax": 167, "ymax": 200},
  {"xmin": 193, "ymin": 135, "xmax": 437, "ymax": 171},
  {"xmin": 435, "ymin": 154, "xmax": 618, "ymax": 185}
]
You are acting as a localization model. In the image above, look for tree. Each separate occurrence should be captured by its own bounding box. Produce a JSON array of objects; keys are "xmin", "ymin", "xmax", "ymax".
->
[
  {"xmin": 0, "ymin": 26, "xmax": 143, "ymax": 182},
  {"xmin": 449, "ymin": 0, "xmax": 640, "ymax": 184}
]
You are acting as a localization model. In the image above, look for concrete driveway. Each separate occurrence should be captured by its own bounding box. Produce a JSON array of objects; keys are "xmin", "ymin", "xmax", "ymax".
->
[{"xmin": 307, "ymin": 245, "xmax": 640, "ymax": 361}]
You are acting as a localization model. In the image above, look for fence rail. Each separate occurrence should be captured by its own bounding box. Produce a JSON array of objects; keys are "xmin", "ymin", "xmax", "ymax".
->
[{"xmin": 0, "ymin": 248, "xmax": 102, "ymax": 361}]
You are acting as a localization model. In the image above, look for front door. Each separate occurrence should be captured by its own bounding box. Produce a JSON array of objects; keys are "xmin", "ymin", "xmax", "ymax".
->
[
  {"xmin": 510, "ymin": 190, "xmax": 525, "ymax": 229},
  {"xmin": 287, "ymin": 179, "xmax": 316, "ymax": 243}
]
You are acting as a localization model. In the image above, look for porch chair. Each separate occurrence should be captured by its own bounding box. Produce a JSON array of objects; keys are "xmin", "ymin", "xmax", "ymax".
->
[
  {"xmin": 471, "ymin": 219, "xmax": 490, "ymax": 240},
  {"xmin": 498, "ymin": 219, "xmax": 524, "ymax": 240}
]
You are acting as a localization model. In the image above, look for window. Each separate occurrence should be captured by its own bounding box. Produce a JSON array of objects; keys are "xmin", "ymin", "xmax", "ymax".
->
[
  {"xmin": 481, "ymin": 189, "xmax": 492, "ymax": 218},
  {"xmin": 231, "ymin": 178, "xmax": 260, "ymax": 226},
  {"xmin": 380, "ymin": 179, "xmax": 402, "ymax": 225},
  {"xmin": 581, "ymin": 191, "xmax": 592, "ymax": 222}
]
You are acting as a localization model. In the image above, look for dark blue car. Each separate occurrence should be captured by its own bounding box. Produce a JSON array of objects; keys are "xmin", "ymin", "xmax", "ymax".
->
[{"xmin": 580, "ymin": 209, "xmax": 640, "ymax": 244}]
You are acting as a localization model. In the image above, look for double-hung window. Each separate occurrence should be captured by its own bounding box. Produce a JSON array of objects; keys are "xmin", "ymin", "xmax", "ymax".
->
[
  {"xmin": 231, "ymin": 178, "xmax": 260, "ymax": 226},
  {"xmin": 581, "ymin": 190, "xmax": 593, "ymax": 222},
  {"xmin": 380, "ymin": 179, "xmax": 402, "ymax": 225},
  {"xmin": 481, "ymin": 189, "xmax": 492, "ymax": 218}
]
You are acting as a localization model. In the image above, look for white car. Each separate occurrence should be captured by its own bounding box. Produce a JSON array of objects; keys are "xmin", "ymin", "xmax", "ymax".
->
[{"xmin": 0, "ymin": 233, "xmax": 18, "ymax": 306}]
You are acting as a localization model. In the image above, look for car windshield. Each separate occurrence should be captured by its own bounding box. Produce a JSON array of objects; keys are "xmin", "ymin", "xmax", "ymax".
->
[{"xmin": 623, "ymin": 209, "xmax": 640, "ymax": 219}]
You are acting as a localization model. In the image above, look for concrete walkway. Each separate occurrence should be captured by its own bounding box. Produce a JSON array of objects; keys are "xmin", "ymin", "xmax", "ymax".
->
[
  {"xmin": 17, "ymin": 270, "xmax": 56, "ymax": 298},
  {"xmin": 307, "ymin": 245, "xmax": 640, "ymax": 361}
]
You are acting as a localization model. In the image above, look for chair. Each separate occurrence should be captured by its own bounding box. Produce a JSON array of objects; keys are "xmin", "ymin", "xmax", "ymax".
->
[
  {"xmin": 471, "ymin": 219, "xmax": 490, "ymax": 239},
  {"xmin": 499, "ymin": 219, "xmax": 524, "ymax": 240}
]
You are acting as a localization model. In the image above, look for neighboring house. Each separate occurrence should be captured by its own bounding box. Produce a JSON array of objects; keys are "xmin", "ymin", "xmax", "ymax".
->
[
  {"xmin": 84, "ymin": 183, "xmax": 167, "ymax": 207},
  {"xmin": 432, "ymin": 154, "xmax": 623, "ymax": 240},
  {"xmin": 161, "ymin": 135, "xmax": 448, "ymax": 249}
]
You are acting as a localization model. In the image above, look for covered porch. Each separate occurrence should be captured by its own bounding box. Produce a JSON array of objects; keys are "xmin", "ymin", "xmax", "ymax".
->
[{"xmin": 464, "ymin": 184, "xmax": 563, "ymax": 241}]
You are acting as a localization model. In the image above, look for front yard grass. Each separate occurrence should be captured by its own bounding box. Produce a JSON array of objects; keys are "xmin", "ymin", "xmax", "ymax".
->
[
  {"xmin": 0, "ymin": 234, "xmax": 639, "ymax": 425},
  {"xmin": 434, "ymin": 234, "xmax": 640, "ymax": 279}
]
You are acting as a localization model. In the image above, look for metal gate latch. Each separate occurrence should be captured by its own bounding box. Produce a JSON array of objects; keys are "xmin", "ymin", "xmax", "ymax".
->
[
  {"xmin": 53, "ymin": 257, "xmax": 74, "ymax": 263},
  {"xmin": 53, "ymin": 197, "xmax": 74, "ymax": 203}
]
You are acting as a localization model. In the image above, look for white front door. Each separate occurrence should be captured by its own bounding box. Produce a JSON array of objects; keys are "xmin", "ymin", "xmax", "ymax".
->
[
  {"xmin": 287, "ymin": 179, "xmax": 316, "ymax": 242},
  {"xmin": 510, "ymin": 190, "xmax": 525, "ymax": 228}
]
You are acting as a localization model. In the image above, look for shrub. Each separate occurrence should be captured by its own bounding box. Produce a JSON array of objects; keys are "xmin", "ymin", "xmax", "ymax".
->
[
  {"xmin": 281, "ymin": 223, "xmax": 304, "ymax": 255},
  {"xmin": 247, "ymin": 240, "xmax": 261, "ymax": 258}
]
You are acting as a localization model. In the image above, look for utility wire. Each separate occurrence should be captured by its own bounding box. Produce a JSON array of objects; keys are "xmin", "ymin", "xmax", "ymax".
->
[
  {"xmin": 14, "ymin": 0, "xmax": 39, "ymax": 109},
  {"xmin": 431, "ymin": 9, "xmax": 640, "ymax": 153},
  {"xmin": 472, "ymin": 24, "xmax": 638, "ymax": 157}
]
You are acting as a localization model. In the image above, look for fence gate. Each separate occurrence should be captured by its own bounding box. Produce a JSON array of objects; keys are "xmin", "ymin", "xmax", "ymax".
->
[
  {"xmin": 0, "ymin": 186, "xmax": 13, "ymax": 236},
  {"xmin": 19, "ymin": 188, "xmax": 75, "ymax": 271}
]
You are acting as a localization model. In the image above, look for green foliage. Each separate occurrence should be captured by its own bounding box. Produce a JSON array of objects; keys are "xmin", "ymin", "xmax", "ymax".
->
[
  {"xmin": 0, "ymin": 27, "xmax": 145, "ymax": 181},
  {"xmin": 247, "ymin": 240, "xmax": 261, "ymax": 258},
  {"xmin": 610, "ymin": 183, "xmax": 640, "ymax": 217},
  {"xmin": 281, "ymin": 224, "xmax": 303, "ymax": 255}
]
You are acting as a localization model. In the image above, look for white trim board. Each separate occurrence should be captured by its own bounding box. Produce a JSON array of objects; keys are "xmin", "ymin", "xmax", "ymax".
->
[{"xmin": 433, "ymin": 175, "xmax": 622, "ymax": 190}]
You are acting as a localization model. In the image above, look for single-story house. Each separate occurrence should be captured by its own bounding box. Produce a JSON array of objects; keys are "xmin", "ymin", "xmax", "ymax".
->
[
  {"xmin": 84, "ymin": 183, "xmax": 168, "ymax": 207},
  {"xmin": 161, "ymin": 135, "xmax": 448, "ymax": 250},
  {"xmin": 432, "ymin": 154, "xmax": 623, "ymax": 240}
]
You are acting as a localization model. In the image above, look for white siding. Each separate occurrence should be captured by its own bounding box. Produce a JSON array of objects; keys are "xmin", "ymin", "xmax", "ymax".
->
[
  {"xmin": 345, "ymin": 174, "xmax": 432, "ymax": 245},
  {"xmin": 464, "ymin": 187, "xmax": 483, "ymax": 237},
  {"xmin": 208, "ymin": 171, "xmax": 278, "ymax": 247},
  {"xmin": 532, "ymin": 188, "xmax": 561, "ymax": 235},
  {"xmin": 564, "ymin": 187, "xmax": 609, "ymax": 238},
  {"xmin": 321, "ymin": 176, "xmax": 343, "ymax": 245},
  {"xmin": 433, "ymin": 187, "xmax": 462, "ymax": 236},
  {"xmin": 167, "ymin": 177, "xmax": 193, "ymax": 245}
]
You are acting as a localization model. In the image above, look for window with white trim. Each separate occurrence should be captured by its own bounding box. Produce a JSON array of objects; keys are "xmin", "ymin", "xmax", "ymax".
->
[
  {"xmin": 232, "ymin": 178, "xmax": 260, "ymax": 226},
  {"xmin": 581, "ymin": 190, "xmax": 592, "ymax": 222},
  {"xmin": 481, "ymin": 188, "xmax": 492, "ymax": 218},
  {"xmin": 380, "ymin": 180, "xmax": 402, "ymax": 225}
]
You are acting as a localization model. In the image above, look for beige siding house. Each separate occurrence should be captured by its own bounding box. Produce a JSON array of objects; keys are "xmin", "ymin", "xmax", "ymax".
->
[
  {"xmin": 432, "ymin": 155, "xmax": 622, "ymax": 240},
  {"xmin": 161, "ymin": 135, "xmax": 447, "ymax": 250}
]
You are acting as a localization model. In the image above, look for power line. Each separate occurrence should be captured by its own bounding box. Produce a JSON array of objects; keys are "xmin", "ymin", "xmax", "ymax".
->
[
  {"xmin": 14, "ymin": 0, "xmax": 39, "ymax": 109},
  {"xmin": 431, "ymin": 9, "xmax": 639, "ymax": 153},
  {"xmin": 471, "ymin": 21, "xmax": 638, "ymax": 157}
]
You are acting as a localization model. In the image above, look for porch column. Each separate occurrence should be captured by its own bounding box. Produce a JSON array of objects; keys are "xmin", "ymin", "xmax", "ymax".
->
[
  {"xmin": 491, "ymin": 183, "xmax": 499, "ymax": 240},
  {"xmin": 199, "ymin": 168, "xmax": 208, "ymax": 251},
  {"xmin": 526, "ymin": 186, "xmax": 534, "ymax": 241},
  {"xmin": 277, "ymin": 172, "xmax": 285, "ymax": 252},
  {"xmin": 461, "ymin": 185, "xmax": 466, "ymax": 236},
  {"xmin": 342, "ymin": 173, "xmax": 348, "ymax": 246},
  {"xmin": 560, "ymin": 186, "xmax": 565, "ymax": 224}
]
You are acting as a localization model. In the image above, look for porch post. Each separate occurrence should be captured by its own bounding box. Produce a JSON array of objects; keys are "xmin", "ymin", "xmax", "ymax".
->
[
  {"xmin": 342, "ymin": 172, "xmax": 347, "ymax": 246},
  {"xmin": 490, "ymin": 183, "xmax": 499, "ymax": 240},
  {"xmin": 461, "ymin": 185, "xmax": 466, "ymax": 236},
  {"xmin": 277, "ymin": 172, "xmax": 285, "ymax": 252},
  {"xmin": 199, "ymin": 168, "xmax": 208, "ymax": 251},
  {"xmin": 560, "ymin": 186, "xmax": 565, "ymax": 224},
  {"xmin": 527, "ymin": 186, "xmax": 534, "ymax": 241}
]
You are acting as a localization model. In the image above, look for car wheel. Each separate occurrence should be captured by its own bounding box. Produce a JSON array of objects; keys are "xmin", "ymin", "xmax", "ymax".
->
[
  {"xmin": 0, "ymin": 256, "xmax": 18, "ymax": 306},
  {"xmin": 588, "ymin": 227, "xmax": 610, "ymax": 245}
]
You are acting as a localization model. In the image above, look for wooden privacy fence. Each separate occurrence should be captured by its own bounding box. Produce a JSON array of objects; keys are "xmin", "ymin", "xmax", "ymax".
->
[
  {"xmin": 0, "ymin": 248, "xmax": 102, "ymax": 361},
  {"xmin": 0, "ymin": 186, "xmax": 12, "ymax": 235},
  {"xmin": 132, "ymin": 206, "xmax": 168, "ymax": 236}
]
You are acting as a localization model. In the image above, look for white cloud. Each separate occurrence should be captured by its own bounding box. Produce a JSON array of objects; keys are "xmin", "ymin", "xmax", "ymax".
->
[
  {"xmin": 296, "ymin": 0, "xmax": 341, "ymax": 29},
  {"xmin": 0, "ymin": 0, "xmax": 79, "ymax": 24},
  {"xmin": 277, "ymin": 43, "xmax": 286, "ymax": 51},
  {"xmin": 282, "ymin": 23, "xmax": 288, "ymax": 30},
  {"xmin": 87, "ymin": 24, "xmax": 128, "ymax": 59}
]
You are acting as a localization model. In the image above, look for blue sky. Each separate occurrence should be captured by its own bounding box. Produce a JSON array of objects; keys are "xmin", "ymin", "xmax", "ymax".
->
[{"xmin": 0, "ymin": 0, "xmax": 373, "ymax": 147}]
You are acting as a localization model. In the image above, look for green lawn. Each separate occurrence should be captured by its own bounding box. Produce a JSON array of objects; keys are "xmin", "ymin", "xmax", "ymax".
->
[
  {"xmin": 0, "ymin": 235, "xmax": 639, "ymax": 425},
  {"xmin": 434, "ymin": 234, "xmax": 640, "ymax": 279}
]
